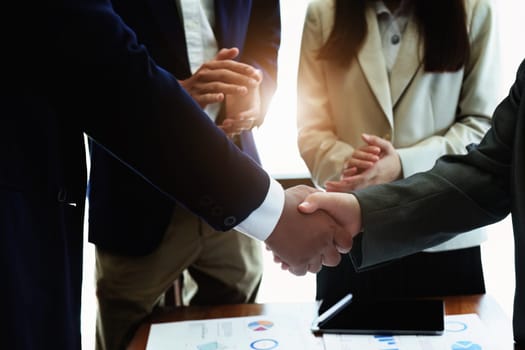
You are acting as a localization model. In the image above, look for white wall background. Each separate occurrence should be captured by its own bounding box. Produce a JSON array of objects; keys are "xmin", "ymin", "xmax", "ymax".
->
[{"xmin": 82, "ymin": 1, "xmax": 525, "ymax": 349}]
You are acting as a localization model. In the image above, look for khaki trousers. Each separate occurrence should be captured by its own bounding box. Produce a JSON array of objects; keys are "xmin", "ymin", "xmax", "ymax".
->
[{"xmin": 94, "ymin": 206, "xmax": 263, "ymax": 350}]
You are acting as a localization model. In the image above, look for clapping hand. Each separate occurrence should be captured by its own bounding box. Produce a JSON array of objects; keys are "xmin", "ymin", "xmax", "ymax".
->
[
  {"xmin": 178, "ymin": 47, "xmax": 260, "ymax": 107},
  {"xmin": 325, "ymin": 133, "xmax": 402, "ymax": 192}
]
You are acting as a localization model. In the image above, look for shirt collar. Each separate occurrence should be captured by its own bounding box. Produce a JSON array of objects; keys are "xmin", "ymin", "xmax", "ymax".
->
[{"xmin": 372, "ymin": 0, "xmax": 410, "ymax": 17}]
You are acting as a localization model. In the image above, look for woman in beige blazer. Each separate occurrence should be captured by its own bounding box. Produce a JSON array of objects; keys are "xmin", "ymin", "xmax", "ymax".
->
[{"xmin": 297, "ymin": 0, "xmax": 500, "ymax": 307}]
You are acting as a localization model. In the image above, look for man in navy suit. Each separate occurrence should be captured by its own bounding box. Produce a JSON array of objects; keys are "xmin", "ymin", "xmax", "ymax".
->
[
  {"xmin": 1, "ymin": 1, "xmax": 352, "ymax": 349},
  {"xmin": 88, "ymin": 1, "xmax": 281, "ymax": 349}
]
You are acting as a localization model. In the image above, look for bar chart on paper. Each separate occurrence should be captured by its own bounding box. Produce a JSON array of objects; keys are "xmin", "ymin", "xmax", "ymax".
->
[
  {"xmin": 324, "ymin": 333, "xmax": 421, "ymax": 350},
  {"xmin": 375, "ymin": 335, "xmax": 401, "ymax": 349}
]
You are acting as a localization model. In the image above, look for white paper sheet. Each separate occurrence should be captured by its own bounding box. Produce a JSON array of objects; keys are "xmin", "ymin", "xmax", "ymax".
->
[{"xmin": 145, "ymin": 314, "xmax": 324, "ymax": 350}]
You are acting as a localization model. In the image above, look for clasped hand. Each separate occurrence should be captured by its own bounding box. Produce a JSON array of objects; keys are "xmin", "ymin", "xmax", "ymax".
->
[
  {"xmin": 264, "ymin": 185, "xmax": 362, "ymax": 276},
  {"xmin": 325, "ymin": 133, "xmax": 402, "ymax": 192},
  {"xmin": 178, "ymin": 47, "xmax": 262, "ymax": 138}
]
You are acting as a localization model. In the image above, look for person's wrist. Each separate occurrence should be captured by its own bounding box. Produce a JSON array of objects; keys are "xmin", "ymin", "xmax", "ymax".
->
[
  {"xmin": 349, "ymin": 194, "xmax": 363, "ymax": 235},
  {"xmin": 392, "ymin": 152, "xmax": 403, "ymax": 180}
]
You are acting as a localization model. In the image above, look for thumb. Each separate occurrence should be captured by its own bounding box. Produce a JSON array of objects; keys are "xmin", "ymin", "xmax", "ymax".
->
[
  {"xmin": 298, "ymin": 192, "xmax": 345, "ymax": 215},
  {"xmin": 300, "ymin": 192, "xmax": 362, "ymax": 231},
  {"xmin": 297, "ymin": 192, "xmax": 324, "ymax": 214},
  {"xmin": 215, "ymin": 47, "xmax": 239, "ymax": 60},
  {"xmin": 361, "ymin": 133, "xmax": 391, "ymax": 150}
]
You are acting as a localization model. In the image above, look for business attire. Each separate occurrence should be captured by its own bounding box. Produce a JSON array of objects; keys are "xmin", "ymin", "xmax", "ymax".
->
[
  {"xmin": 0, "ymin": 1, "xmax": 276, "ymax": 349},
  {"xmin": 350, "ymin": 58, "xmax": 525, "ymax": 346},
  {"xmin": 297, "ymin": 0, "xmax": 499, "ymax": 307},
  {"xmin": 87, "ymin": 1, "xmax": 281, "ymax": 349}
]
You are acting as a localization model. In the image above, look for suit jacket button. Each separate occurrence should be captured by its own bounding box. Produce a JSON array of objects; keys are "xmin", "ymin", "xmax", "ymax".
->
[
  {"xmin": 224, "ymin": 216, "xmax": 236, "ymax": 226},
  {"xmin": 200, "ymin": 196, "xmax": 213, "ymax": 206},
  {"xmin": 57, "ymin": 188, "xmax": 67, "ymax": 202}
]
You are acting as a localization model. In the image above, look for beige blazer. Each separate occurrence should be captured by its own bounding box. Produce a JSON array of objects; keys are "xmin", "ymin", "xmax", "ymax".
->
[{"xmin": 297, "ymin": 0, "xmax": 499, "ymax": 251}]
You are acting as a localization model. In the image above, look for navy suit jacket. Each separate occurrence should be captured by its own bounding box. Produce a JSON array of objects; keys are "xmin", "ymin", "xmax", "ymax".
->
[
  {"xmin": 88, "ymin": 0, "xmax": 281, "ymax": 255},
  {"xmin": 1, "ymin": 1, "xmax": 273, "ymax": 348}
]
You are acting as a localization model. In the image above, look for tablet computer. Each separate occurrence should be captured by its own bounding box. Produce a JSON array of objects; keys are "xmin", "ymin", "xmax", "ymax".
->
[{"xmin": 311, "ymin": 294, "xmax": 444, "ymax": 335}]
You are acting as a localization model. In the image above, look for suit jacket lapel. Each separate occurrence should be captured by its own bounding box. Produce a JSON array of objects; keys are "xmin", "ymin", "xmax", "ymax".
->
[
  {"xmin": 389, "ymin": 16, "xmax": 423, "ymax": 108},
  {"xmin": 214, "ymin": 0, "xmax": 251, "ymax": 53},
  {"xmin": 357, "ymin": 7, "xmax": 393, "ymax": 126},
  {"xmin": 148, "ymin": 0, "xmax": 191, "ymax": 76}
]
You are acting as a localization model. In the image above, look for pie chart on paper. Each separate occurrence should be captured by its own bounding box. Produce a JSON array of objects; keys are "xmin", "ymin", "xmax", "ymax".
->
[{"xmin": 248, "ymin": 320, "xmax": 274, "ymax": 331}]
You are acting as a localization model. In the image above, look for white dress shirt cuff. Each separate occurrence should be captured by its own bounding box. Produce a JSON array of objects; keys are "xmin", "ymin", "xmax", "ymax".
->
[{"xmin": 236, "ymin": 177, "xmax": 284, "ymax": 241}]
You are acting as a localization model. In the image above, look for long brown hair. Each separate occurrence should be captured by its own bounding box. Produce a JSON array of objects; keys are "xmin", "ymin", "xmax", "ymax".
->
[{"xmin": 317, "ymin": 0, "xmax": 469, "ymax": 72}]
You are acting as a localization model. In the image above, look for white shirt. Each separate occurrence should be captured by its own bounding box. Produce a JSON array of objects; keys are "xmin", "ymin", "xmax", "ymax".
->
[
  {"xmin": 176, "ymin": 0, "xmax": 284, "ymax": 241},
  {"xmin": 176, "ymin": 0, "xmax": 221, "ymax": 121},
  {"xmin": 373, "ymin": 0, "xmax": 410, "ymax": 74}
]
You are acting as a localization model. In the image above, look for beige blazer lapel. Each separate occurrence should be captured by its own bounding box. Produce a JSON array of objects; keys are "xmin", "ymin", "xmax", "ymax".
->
[
  {"xmin": 357, "ymin": 7, "xmax": 393, "ymax": 126},
  {"xmin": 390, "ymin": 17, "xmax": 423, "ymax": 107}
]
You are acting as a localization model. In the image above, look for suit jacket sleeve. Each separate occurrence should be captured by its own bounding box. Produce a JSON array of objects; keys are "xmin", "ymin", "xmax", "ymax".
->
[
  {"xmin": 350, "ymin": 59, "xmax": 525, "ymax": 270},
  {"xmin": 242, "ymin": 0, "xmax": 281, "ymax": 125},
  {"xmin": 297, "ymin": 0, "xmax": 351, "ymax": 188},
  {"xmin": 53, "ymin": 0, "xmax": 270, "ymax": 231}
]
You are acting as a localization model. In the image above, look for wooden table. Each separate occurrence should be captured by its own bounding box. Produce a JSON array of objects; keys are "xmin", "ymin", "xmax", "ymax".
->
[{"xmin": 128, "ymin": 294, "xmax": 521, "ymax": 349}]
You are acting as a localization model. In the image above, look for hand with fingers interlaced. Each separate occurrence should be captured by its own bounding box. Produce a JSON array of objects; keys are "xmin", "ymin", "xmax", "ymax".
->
[
  {"xmin": 178, "ymin": 47, "xmax": 261, "ymax": 114},
  {"xmin": 325, "ymin": 133, "xmax": 403, "ymax": 192}
]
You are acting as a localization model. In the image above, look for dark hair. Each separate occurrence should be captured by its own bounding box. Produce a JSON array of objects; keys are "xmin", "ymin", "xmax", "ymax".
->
[{"xmin": 318, "ymin": 0, "xmax": 469, "ymax": 72}]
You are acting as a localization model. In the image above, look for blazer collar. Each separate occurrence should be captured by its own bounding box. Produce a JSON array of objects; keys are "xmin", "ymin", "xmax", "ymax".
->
[
  {"xmin": 357, "ymin": 8, "xmax": 423, "ymax": 121},
  {"xmin": 357, "ymin": 7, "xmax": 393, "ymax": 125},
  {"xmin": 389, "ymin": 15, "xmax": 423, "ymax": 107}
]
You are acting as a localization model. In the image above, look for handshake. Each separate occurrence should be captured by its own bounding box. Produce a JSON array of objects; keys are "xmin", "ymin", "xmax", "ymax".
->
[{"xmin": 264, "ymin": 185, "xmax": 363, "ymax": 276}]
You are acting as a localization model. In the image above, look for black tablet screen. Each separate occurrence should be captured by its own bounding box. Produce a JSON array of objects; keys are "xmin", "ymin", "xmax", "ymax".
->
[{"xmin": 317, "ymin": 298, "xmax": 444, "ymax": 335}]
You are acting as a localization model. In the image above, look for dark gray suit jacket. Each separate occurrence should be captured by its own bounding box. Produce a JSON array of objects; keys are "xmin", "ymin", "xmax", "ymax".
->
[{"xmin": 350, "ymin": 59, "xmax": 525, "ymax": 345}]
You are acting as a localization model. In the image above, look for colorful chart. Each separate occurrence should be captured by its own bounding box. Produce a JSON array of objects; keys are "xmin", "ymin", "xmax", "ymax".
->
[
  {"xmin": 248, "ymin": 320, "xmax": 274, "ymax": 331},
  {"xmin": 446, "ymin": 321, "xmax": 468, "ymax": 332},
  {"xmin": 250, "ymin": 339, "xmax": 279, "ymax": 350},
  {"xmin": 374, "ymin": 335, "xmax": 399, "ymax": 349},
  {"xmin": 451, "ymin": 340, "xmax": 482, "ymax": 350},
  {"xmin": 196, "ymin": 341, "xmax": 227, "ymax": 350}
]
